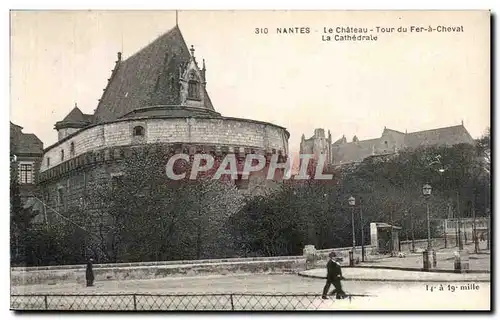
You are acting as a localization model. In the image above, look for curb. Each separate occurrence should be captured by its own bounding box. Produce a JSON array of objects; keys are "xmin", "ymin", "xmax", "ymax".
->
[
  {"xmin": 297, "ymin": 271, "xmax": 491, "ymax": 283},
  {"xmin": 348, "ymin": 265, "xmax": 490, "ymax": 274}
]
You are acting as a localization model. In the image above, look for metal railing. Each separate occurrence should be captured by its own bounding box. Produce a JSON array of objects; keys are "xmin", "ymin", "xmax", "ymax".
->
[{"xmin": 11, "ymin": 293, "xmax": 359, "ymax": 311}]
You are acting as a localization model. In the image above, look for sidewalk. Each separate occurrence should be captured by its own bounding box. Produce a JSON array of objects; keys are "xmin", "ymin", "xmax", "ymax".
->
[
  {"xmin": 298, "ymin": 267, "xmax": 491, "ymax": 282},
  {"xmin": 358, "ymin": 244, "xmax": 490, "ymax": 273}
]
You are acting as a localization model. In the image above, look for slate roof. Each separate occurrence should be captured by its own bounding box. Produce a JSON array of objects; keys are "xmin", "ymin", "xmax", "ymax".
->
[
  {"xmin": 383, "ymin": 128, "xmax": 405, "ymax": 135},
  {"xmin": 330, "ymin": 124, "xmax": 475, "ymax": 165},
  {"xmin": 10, "ymin": 121, "xmax": 23, "ymax": 130},
  {"xmin": 55, "ymin": 106, "xmax": 93, "ymax": 129},
  {"xmin": 93, "ymin": 25, "xmax": 214, "ymax": 123},
  {"xmin": 332, "ymin": 135, "xmax": 347, "ymax": 146},
  {"xmin": 332, "ymin": 138, "xmax": 379, "ymax": 164},
  {"xmin": 404, "ymin": 125, "xmax": 475, "ymax": 149},
  {"xmin": 10, "ymin": 122, "xmax": 43, "ymax": 155}
]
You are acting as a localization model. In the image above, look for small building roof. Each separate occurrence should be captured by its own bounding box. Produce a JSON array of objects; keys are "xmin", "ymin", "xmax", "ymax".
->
[{"xmin": 55, "ymin": 106, "xmax": 93, "ymax": 130}]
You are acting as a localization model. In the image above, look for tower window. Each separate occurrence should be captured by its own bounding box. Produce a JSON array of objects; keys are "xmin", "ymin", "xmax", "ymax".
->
[
  {"xmin": 47, "ymin": 157, "xmax": 50, "ymax": 167},
  {"xmin": 70, "ymin": 142, "xmax": 75, "ymax": 157},
  {"xmin": 188, "ymin": 81, "xmax": 200, "ymax": 99},
  {"xmin": 57, "ymin": 187, "xmax": 65, "ymax": 209},
  {"xmin": 61, "ymin": 149, "xmax": 65, "ymax": 161},
  {"xmin": 133, "ymin": 126, "xmax": 145, "ymax": 137}
]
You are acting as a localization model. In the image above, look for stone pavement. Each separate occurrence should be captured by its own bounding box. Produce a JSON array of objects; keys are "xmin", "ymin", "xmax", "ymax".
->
[
  {"xmin": 357, "ymin": 243, "xmax": 490, "ymax": 273},
  {"xmin": 298, "ymin": 267, "xmax": 491, "ymax": 282}
]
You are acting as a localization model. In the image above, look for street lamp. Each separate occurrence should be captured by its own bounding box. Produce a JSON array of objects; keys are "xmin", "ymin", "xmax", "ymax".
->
[
  {"xmin": 348, "ymin": 196, "xmax": 356, "ymax": 255},
  {"xmin": 422, "ymin": 184, "xmax": 432, "ymax": 249},
  {"xmin": 360, "ymin": 199, "xmax": 365, "ymax": 262},
  {"xmin": 404, "ymin": 209, "xmax": 416, "ymax": 253}
]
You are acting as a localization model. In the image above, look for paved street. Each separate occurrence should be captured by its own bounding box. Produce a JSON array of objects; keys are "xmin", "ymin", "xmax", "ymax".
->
[
  {"xmin": 299, "ymin": 267, "xmax": 490, "ymax": 282},
  {"xmin": 11, "ymin": 273, "xmax": 490, "ymax": 310}
]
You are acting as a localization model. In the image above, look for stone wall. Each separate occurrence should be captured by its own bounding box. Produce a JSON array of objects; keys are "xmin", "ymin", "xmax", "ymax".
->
[
  {"xmin": 309, "ymin": 245, "xmax": 378, "ymax": 268},
  {"xmin": 11, "ymin": 237, "xmax": 454, "ymax": 285},
  {"xmin": 11, "ymin": 256, "xmax": 304, "ymax": 286},
  {"xmin": 41, "ymin": 117, "xmax": 289, "ymax": 172}
]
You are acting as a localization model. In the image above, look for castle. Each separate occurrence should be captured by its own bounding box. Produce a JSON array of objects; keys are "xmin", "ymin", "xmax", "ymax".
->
[
  {"xmin": 37, "ymin": 25, "xmax": 289, "ymax": 217},
  {"xmin": 300, "ymin": 123, "xmax": 476, "ymax": 167}
]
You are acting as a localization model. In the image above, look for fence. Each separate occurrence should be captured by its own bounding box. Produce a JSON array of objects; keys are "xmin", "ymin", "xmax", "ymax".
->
[{"xmin": 11, "ymin": 293, "xmax": 360, "ymax": 311}]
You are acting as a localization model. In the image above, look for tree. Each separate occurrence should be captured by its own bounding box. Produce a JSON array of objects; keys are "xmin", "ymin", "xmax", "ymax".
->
[{"xmin": 85, "ymin": 145, "xmax": 246, "ymax": 262}]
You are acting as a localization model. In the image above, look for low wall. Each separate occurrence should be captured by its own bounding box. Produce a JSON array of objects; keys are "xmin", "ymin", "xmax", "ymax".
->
[
  {"xmin": 12, "ymin": 255, "xmax": 302, "ymax": 272},
  {"xmin": 316, "ymin": 245, "xmax": 378, "ymax": 260},
  {"xmin": 11, "ymin": 258, "xmax": 305, "ymax": 286},
  {"xmin": 11, "ymin": 237, "xmax": 449, "ymax": 286}
]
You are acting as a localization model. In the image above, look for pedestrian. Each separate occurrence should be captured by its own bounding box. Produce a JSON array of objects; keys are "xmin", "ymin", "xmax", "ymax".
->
[
  {"xmin": 322, "ymin": 252, "xmax": 346, "ymax": 299},
  {"xmin": 86, "ymin": 258, "xmax": 95, "ymax": 287}
]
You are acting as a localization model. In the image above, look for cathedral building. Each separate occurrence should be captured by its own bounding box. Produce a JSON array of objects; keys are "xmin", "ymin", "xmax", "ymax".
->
[
  {"xmin": 300, "ymin": 122, "xmax": 476, "ymax": 167},
  {"xmin": 38, "ymin": 25, "xmax": 289, "ymax": 215}
]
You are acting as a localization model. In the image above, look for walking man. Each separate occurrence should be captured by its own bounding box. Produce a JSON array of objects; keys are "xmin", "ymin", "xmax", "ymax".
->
[
  {"xmin": 86, "ymin": 258, "xmax": 95, "ymax": 287},
  {"xmin": 322, "ymin": 252, "xmax": 346, "ymax": 299}
]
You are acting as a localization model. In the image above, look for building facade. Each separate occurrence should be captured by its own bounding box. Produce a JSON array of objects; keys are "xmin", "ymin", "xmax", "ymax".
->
[
  {"xmin": 10, "ymin": 122, "xmax": 44, "ymax": 204},
  {"xmin": 301, "ymin": 123, "xmax": 476, "ymax": 167},
  {"xmin": 38, "ymin": 25, "xmax": 290, "ymax": 216}
]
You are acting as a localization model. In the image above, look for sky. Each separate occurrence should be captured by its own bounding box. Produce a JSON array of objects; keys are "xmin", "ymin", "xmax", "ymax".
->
[{"xmin": 10, "ymin": 10, "xmax": 490, "ymax": 154}]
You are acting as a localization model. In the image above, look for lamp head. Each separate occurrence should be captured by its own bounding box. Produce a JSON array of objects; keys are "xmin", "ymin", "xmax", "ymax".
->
[{"xmin": 348, "ymin": 196, "xmax": 355, "ymax": 206}]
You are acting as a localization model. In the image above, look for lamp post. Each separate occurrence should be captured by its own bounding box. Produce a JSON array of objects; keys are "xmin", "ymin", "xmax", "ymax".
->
[
  {"xmin": 486, "ymin": 210, "xmax": 490, "ymax": 251},
  {"xmin": 422, "ymin": 184, "xmax": 432, "ymax": 250},
  {"xmin": 360, "ymin": 200, "xmax": 365, "ymax": 262},
  {"xmin": 405, "ymin": 209, "xmax": 416, "ymax": 253},
  {"xmin": 457, "ymin": 190, "xmax": 463, "ymax": 250},
  {"xmin": 437, "ymin": 167, "xmax": 448, "ymax": 249},
  {"xmin": 348, "ymin": 196, "xmax": 356, "ymax": 254},
  {"xmin": 473, "ymin": 199, "xmax": 479, "ymax": 254}
]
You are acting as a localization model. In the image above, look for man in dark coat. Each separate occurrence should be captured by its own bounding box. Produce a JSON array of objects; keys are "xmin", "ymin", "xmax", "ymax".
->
[
  {"xmin": 322, "ymin": 252, "xmax": 346, "ymax": 299},
  {"xmin": 86, "ymin": 258, "xmax": 95, "ymax": 287}
]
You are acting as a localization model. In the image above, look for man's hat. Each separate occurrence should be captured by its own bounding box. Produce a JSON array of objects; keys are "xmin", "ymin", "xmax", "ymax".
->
[{"xmin": 328, "ymin": 251, "xmax": 337, "ymax": 258}]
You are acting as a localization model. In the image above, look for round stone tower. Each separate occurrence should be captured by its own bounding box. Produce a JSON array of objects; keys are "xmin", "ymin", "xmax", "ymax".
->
[{"xmin": 38, "ymin": 25, "xmax": 289, "ymax": 211}]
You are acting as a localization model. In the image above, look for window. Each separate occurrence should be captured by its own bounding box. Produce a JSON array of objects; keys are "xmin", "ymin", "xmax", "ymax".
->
[
  {"xmin": 235, "ymin": 174, "xmax": 249, "ymax": 190},
  {"xmin": 47, "ymin": 157, "xmax": 50, "ymax": 167},
  {"xmin": 188, "ymin": 81, "xmax": 200, "ymax": 99},
  {"xmin": 188, "ymin": 73, "xmax": 201, "ymax": 100},
  {"xmin": 57, "ymin": 187, "xmax": 64, "ymax": 208},
  {"xmin": 111, "ymin": 173, "xmax": 124, "ymax": 190},
  {"xmin": 18, "ymin": 163, "xmax": 34, "ymax": 184},
  {"xmin": 70, "ymin": 142, "xmax": 75, "ymax": 157},
  {"xmin": 133, "ymin": 126, "xmax": 145, "ymax": 137},
  {"xmin": 61, "ymin": 149, "xmax": 65, "ymax": 161}
]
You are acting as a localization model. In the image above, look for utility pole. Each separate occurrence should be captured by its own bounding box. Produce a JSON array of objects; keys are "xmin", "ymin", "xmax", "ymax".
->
[
  {"xmin": 452, "ymin": 203, "xmax": 458, "ymax": 247},
  {"xmin": 473, "ymin": 197, "xmax": 478, "ymax": 253},
  {"xmin": 360, "ymin": 203, "xmax": 365, "ymax": 262},
  {"xmin": 486, "ymin": 212, "xmax": 490, "ymax": 251},
  {"xmin": 457, "ymin": 190, "xmax": 463, "ymax": 250},
  {"xmin": 351, "ymin": 205, "xmax": 356, "ymax": 253},
  {"xmin": 410, "ymin": 210, "xmax": 415, "ymax": 253},
  {"xmin": 443, "ymin": 218, "xmax": 447, "ymax": 249},
  {"xmin": 426, "ymin": 200, "xmax": 431, "ymax": 250},
  {"xmin": 486, "ymin": 187, "xmax": 490, "ymax": 251}
]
